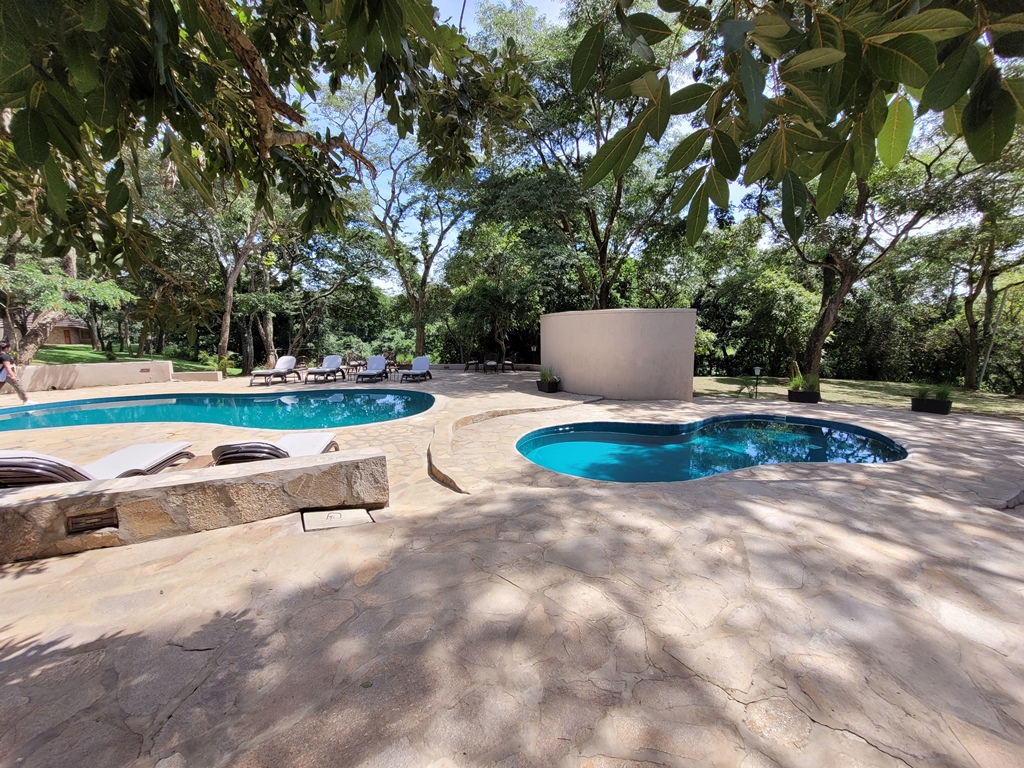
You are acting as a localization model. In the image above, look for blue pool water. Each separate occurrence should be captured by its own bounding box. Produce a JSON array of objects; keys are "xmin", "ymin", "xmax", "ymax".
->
[
  {"xmin": 0, "ymin": 390, "xmax": 435, "ymax": 432},
  {"xmin": 516, "ymin": 416, "xmax": 907, "ymax": 483}
]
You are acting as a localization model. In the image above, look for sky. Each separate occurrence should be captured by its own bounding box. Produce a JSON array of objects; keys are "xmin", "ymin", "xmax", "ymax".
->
[{"xmin": 433, "ymin": 0, "xmax": 567, "ymax": 34}]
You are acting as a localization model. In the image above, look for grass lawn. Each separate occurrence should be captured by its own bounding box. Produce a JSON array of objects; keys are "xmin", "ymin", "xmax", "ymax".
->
[
  {"xmin": 32, "ymin": 345, "xmax": 243, "ymax": 376},
  {"xmin": 695, "ymin": 376, "xmax": 1024, "ymax": 420}
]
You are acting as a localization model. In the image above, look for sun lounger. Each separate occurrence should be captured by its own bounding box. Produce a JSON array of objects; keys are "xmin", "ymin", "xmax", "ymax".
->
[
  {"xmin": 400, "ymin": 355, "xmax": 432, "ymax": 382},
  {"xmin": 249, "ymin": 355, "xmax": 301, "ymax": 386},
  {"xmin": 211, "ymin": 432, "xmax": 339, "ymax": 466},
  {"xmin": 305, "ymin": 355, "xmax": 345, "ymax": 383},
  {"xmin": 355, "ymin": 355, "xmax": 388, "ymax": 383},
  {"xmin": 0, "ymin": 442, "xmax": 195, "ymax": 487}
]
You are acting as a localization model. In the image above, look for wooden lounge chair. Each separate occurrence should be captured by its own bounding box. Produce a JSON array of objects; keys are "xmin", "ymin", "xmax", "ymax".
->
[
  {"xmin": 0, "ymin": 442, "xmax": 195, "ymax": 488},
  {"xmin": 249, "ymin": 355, "xmax": 301, "ymax": 386},
  {"xmin": 355, "ymin": 355, "xmax": 388, "ymax": 382},
  {"xmin": 305, "ymin": 355, "xmax": 345, "ymax": 383},
  {"xmin": 211, "ymin": 432, "xmax": 339, "ymax": 466},
  {"xmin": 400, "ymin": 356, "xmax": 432, "ymax": 382}
]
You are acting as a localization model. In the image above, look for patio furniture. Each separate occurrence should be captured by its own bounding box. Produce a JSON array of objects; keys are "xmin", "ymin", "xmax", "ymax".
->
[
  {"xmin": 502, "ymin": 352, "xmax": 516, "ymax": 372},
  {"xmin": 0, "ymin": 442, "xmax": 195, "ymax": 487},
  {"xmin": 249, "ymin": 355, "xmax": 301, "ymax": 386},
  {"xmin": 355, "ymin": 355, "xmax": 388, "ymax": 383},
  {"xmin": 464, "ymin": 351, "xmax": 481, "ymax": 372},
  {"xmin": 305, "ymin": 355, "xmax": 345, "ymax": 383},
  {"xmin": 483, "ymin": 353, "xmax": 499, "ymax": 373},
  {"xmin": 344, "ymin": 352, "xmax": 366, "ymax": 375},
  {"xmin": 400, "ymin": 356, "xmax": 432, "ymax": 382},
  {"xmin": 212, "ymin": 432, "xmax": 339, "ymax": 466}
]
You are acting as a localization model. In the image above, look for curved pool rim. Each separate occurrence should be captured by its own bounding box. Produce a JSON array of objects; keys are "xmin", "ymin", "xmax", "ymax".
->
[
  {"xmin": 516, "ymin": 413, "xmax": 908, "ymax": 483},
  {"xmin": 0, "ymin": 388, "xmax": 437, "ymax": 432}
]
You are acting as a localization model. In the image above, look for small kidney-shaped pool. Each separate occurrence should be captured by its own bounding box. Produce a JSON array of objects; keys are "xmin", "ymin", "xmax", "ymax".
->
[
  {"xmin": 516, "ymin": 415, "xmax": 907, "ymax": 483},
  {"xmin": 0, "ymin": 390, "xmax": 435, "ymax": 432}
]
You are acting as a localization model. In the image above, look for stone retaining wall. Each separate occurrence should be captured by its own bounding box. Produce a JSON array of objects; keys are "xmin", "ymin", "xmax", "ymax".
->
[
  {"xmin": 21, "ymin": 361, "xmax": 174, "ymax": 391},
  {"xmin": 0, "ymin": 448, "xmax": 388, "ymax": 563}
]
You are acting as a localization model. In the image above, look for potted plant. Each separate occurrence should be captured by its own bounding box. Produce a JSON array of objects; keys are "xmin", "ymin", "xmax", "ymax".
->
[
  {"xmin": 911, "ymin": 383, "xmax": 953, "ymax": 414},
  {"xmin": 395, "ymin": 353, "xmax": 414, "ymax": 370},
  {"xmin": 537, "ymin": 366, "xmax": 560, "ymax": 393},
  {"xmin": 787, "ymin": 374, "xmax": 821, "ymax": 404}
]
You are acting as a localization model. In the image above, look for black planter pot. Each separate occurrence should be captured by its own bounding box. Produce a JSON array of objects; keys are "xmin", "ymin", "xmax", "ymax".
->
[
  {"xmin": 536, "ymin": 380, "xmax": 560, "ymax": 393},
  {"xmin": 788, "ymin": 390, "xmax": 821, "ymax": 403},
  {"xmin": 911, "ymin": 397, "xmax": 952, "ymax": 414}
]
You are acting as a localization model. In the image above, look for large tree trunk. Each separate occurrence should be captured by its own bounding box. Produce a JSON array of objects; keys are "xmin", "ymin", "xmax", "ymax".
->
[
  {"xmin": 803, "ymin": 260, "xmax": 857, "ymax": 378},
  {"xmin": 256, "ymin": 312, "xmax": 275, "ymax": 366},
  {"xmin": 963, "ymin": 291, "xmax": 981, "ymax": 390},
  {"xmin": 414, "ymin": 299, "xmax": 426, "ymax": 356},
  {"xmin": 216, "ymin": 212, "xmax": 263, "ymax": 361},
  {"xmin": 241, "ymin": 317, "xmax": 255, "ymax": 375}
]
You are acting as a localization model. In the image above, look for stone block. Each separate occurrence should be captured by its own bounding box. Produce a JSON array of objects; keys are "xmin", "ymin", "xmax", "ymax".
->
[{"xmin": 0, "ymin": 449, "xmax": 388, "ymax": 563}]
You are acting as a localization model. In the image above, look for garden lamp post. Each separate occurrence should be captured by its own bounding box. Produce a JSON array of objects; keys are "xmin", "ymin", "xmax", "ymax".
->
[{"xmin": 753, "ymin": 366, "xmax": 762, "ymax": 400}]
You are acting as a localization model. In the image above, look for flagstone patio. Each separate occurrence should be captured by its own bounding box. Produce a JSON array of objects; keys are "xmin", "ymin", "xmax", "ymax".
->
[{"xmin": 1, "ymin": 370, "xmax": 1023, "ymax": 767}]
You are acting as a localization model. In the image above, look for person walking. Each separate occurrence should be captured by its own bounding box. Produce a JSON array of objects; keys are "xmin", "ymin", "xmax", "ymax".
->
[{"xmin": 0, "ymin": 340, "xmax": 35, "ymax": 406}]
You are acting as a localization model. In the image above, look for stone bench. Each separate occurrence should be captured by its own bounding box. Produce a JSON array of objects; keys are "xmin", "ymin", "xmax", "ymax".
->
[{"xmin": 0, "ymin": 449, "xmax": 388, "ymax": 563}]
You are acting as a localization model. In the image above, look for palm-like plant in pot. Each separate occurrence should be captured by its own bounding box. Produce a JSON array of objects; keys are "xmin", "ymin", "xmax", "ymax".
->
[
  {"xmin": 911, "ymin": 383, "xmax": 953, "ymax": 414},
  {"xmin": 787, "ymin": 374, "xmax": 821, "ymax": 404},
  {"xmin": 537, "ymin": 366, "xmax": 560, "ymax": 393}
]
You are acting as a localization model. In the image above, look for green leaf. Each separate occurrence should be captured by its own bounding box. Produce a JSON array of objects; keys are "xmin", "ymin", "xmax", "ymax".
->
[
  {"xmin": 10, "ymin": 109, "xmax": 50, "ymax": 167},
  {"xmin": 648, "ymin": 76, "xmax": 671, "ymax": 141},
  {"xmin": 781, "ymin": 171, "xmax": 807, "ymax": 241},
  {"xmin": 1005, "ymin": 77, "xmax": 1024, "ymax": 124},
  {"xmin": 780, "ymin": 73, "xmax": 828, "ymax": 118},
  {"xmin": 742, "ymin": 131, "xmax": 777, "ymax": 185},
  {"xmin": 943, "ymin": 97, "xmax": 966, "ymax": 135},
  {"xmin": 628, "ymin": 13, "xmax": 672, "ymax": 45},
  {"xmin": 614, "ymin": 113, "xmax": 652, "ymax": 176},
  {"xmin": 678, "ymin": 4, "xmax": 712, "ymax": 31},
  {"xmin": 920, "ymin": 42, "xmax": 982, "ymax": 113},
  {"xmin": 706, "ymin": 167, "xmax": 729, "ymax": 208},
  {"xmin": 657, "ymin": 0, "xmax": 690, "ymax": 11},
  {"xmin": 866, "ymin": 34, "xmax": 937, "ymax": 89},
  {"xmin": 877, "ymin": 95, "xmax": 914, "ymax": 169},
  {"xmin": 379, "ymin": 0, "xmax": 405, "ymax": 56},
  {"xmin": 740, "ymin": 49, "xmax": 766, "ymax": 124},
  {"xmin": 963, "ymin": 88, "xmax": 1017, "ymax": 163},
  {"xmin": 850, "ymin": 117, "xmax": 876, "ymax": 178},
  {"xmin": 751, "ymin": 13, "xmax": 791, "ymax": 41},
  {"xmin": 711, "ymin": 130, "xmax": 741, "ymax": 180},
  {"xmin": 781, "ymin": 47, "xmax": 846, "ymax": 74},
  {"xmin": 86, "ymin": 81, "xmax": 120, "ymax": 129},
  {"xmin": 666, "ymin": 129, "xmax": 708, "ymax": 174},
  {"xmin": 605, "ymin": 65, "xmax": 660, "ymax": 100},
  {"xmin": 870, "ymin": 9, "xmax": 974, "ymax": 43},
  {"xmin": 43, "ymin": 156, "xmax": 69, "ymax": 218},
  {"xmin": 106, "ymin": 182, "xmax": 129, "ymax": 215},
  {"xmin": 629, "ymin": 71, "xmax": 661, "ymax": 100},
  {"xmin": 400, "ymin": 0, "xmax": 437, "ymax": 45},
  {"xmin": 582, "ymin": 116, "xmax": 644, "ymax": 189},
  {"xmin": 669, "ymin": 168, "xmax": 704, "ymax": 214},
  {"xmin": 571, "ymin": 22, "xmax": 604, "ymax": 93},
  {"xmin": 685, "ymin": 181, "xmax": 710, "ymax": 245},
  {"xmin": 815, "ymin": 142, "xmax": 854, "ymax": 218},
  {"xmin": 670, "ymin": 83, "xmax": 713, "ymax": 114},
  {"xmin": 81, "ymin": 0, "xmax": 109, "ymax": 32},
  {"xmin": 720, "ymin": 19, "xmax": 755, "ymax": 53},
  {"xmin": 65, "ymin": 44, "xmax": 100, "ymax": 93},
  {"xmin": 987, "ymin": 13, "xmax": 1024, "ymax": 34}
]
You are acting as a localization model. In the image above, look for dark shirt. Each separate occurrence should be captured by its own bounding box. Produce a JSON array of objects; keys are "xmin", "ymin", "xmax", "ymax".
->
[{"xmin": 0, "ymin": 352, "xmax": 14, "ymax": 380}]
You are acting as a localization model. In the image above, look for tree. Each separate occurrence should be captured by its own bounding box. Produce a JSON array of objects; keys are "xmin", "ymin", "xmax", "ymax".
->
[
  {"xmin": 1, "ymin": 0, "xmax": 533, "ymax": 265},
  {"xmin": 571, "ymin": 1, "xmax": 1024, "ymax": 243}
]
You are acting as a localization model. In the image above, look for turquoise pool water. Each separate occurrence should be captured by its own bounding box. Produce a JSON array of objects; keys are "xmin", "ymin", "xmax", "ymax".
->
[
  {"xmin": 0, "ymin": 390, "xmax": 435, "ymax": 432},
  {"xmin": 516, "ymin": 415, "xmax": 907, "ymax": 483}
]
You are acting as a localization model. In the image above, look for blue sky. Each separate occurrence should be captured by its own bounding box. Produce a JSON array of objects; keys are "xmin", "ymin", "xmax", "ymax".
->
[{"xmin": 433, "ymin": 0, "xmax": 567, "ymax": 33}]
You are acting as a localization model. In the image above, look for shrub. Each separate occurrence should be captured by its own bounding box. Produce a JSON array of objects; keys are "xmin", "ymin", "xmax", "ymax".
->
[
  {"xmin": 934, "ymin": 382, "xmax": 954, "ymax": 401},
  {"xmin": 788, "ymin": 374, "xmax": 803, "ymax": 391},
  {"xmin": 803, "ymin": 374, "xmax": 820, "ymax": 392},
  {"xmin": 539, "ymin": 366, "xmax": 559, "ymax": 383}
]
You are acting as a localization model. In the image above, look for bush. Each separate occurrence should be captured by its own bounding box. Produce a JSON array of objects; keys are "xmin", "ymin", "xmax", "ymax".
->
[{"xmin": 539, "ymin": 366, "xmax": 559, "ymax": 383}]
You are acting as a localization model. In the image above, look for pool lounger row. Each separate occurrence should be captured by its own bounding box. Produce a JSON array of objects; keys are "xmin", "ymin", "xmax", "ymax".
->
[{"xmin": 0, "ymin": 433, "xmax": 339, "ymax": 488}]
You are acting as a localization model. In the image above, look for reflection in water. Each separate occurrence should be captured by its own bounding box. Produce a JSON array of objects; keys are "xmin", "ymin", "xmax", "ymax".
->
[
  {"xmin": 518, "ymin": 418, "xmax": 906, "ymax": 483},
  {"xmin": 0, "ymin": 390, "xmax": 434, "ymax": 432}
]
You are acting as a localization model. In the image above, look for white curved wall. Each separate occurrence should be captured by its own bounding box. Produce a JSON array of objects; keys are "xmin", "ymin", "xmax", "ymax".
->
[{"xmin": 541, "ymin": 309, "xmax": 696, "ymax": 401}]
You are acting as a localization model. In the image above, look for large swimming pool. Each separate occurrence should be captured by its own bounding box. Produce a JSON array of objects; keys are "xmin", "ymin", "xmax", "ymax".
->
[
  {"xmin": 517, "ymin": 415, "xmax": 907, "ymax": 483},
  {"xmin": 0, "ymin": 390, "xmax": 435, "ymax": 432}
]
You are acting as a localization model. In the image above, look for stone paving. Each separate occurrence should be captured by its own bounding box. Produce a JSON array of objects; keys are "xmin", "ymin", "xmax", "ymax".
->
[{"xmin": 1, "ymin": 371, "xmax": 1024, "ymax": 767}]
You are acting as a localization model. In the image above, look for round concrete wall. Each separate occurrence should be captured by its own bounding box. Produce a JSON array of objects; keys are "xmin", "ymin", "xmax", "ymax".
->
[{"xmin": 540, "ymin": 309, "xmax": 696, "ymax": 401}]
